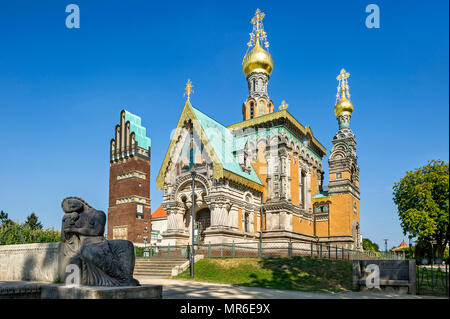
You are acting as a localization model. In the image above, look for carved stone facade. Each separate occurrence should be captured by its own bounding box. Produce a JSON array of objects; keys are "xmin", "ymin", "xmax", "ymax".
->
[
  {"xmin": 156, "ymin": 12, "xmax": 362, "ymax": 250},
  {"xmin": 157, "ymin": 97, "xmax": 360, "ymax": 249}
]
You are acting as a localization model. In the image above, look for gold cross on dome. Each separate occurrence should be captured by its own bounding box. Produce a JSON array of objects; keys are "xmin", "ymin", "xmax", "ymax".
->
[
  {"xmin": 248, "ymin": 8, "xmax": 269, "ymax": 49},
  {"xmin": 251, "ymin": 8, "xmax": 265, "ymax": 27},
  {"xmin": 184, "ymin": 79, "xmax": 194, "ymax": 100},
  {"xmin": 336, "ymin": 68, "xmax": 351, "ymax": 101},
  {"xmin": 279, "ymin": 100, "xmax": 288, "ymax": 110}
]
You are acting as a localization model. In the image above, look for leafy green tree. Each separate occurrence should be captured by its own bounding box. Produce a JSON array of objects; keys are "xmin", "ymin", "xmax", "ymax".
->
[
  {"xmin": 24, "ymin": 212, "xmax": 43, "ymax": 230},
  {"xmin": 0, "ymin": 210, "xmax": 13, "ymax": 227},
  {"xmin": 393, "ymin": 160, "xmax": 449, "ymax": 258},
  {"xmin": 0, "ymin": 210, "xmax": 7, "ymax": 224},
  {"xmin": 362, "ymin": 238, "xmax": 380, "ymax": 252}
]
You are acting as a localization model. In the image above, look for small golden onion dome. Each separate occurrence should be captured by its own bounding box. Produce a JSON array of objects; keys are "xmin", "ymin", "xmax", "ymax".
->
[
  {"xmin": 242, "ymin": 41, "xmax": 274, "ymax": 77},
  {"xmin": 334, "ymin": 92, "xmax": 354, "ymax": 117}
]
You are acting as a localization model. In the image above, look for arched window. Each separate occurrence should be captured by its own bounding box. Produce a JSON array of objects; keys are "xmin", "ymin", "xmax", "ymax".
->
[
  {"xmin": 259, "ymin": 100, "xmax": 264, "ymax": 116},
  {"xmin": 257, "ymin": 78, "xmax": 263, "ymax": 91},
  {"xmin": 250, "ymin": 102, "xmax": 254, "ymax": 119}
]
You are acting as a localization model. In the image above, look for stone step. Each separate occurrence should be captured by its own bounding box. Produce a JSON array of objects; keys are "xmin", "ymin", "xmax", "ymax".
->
[
  {"xmin": 134, "ymin": 267, "xmax": 175, "ymax": 271},
  {"xmin": 135, "ymin": 269, "xmax": 172, "ymax": 273},
  {"xmin": 135, "ymin": 259, "xmax": 187, "ymax": 263},
  {"xmin": 133, "ymin": 257, "xmax": 188, "ymax": 277},
  {"xmin": 136, "ymin": 258, "xmax": 186, "ymax": 261},
  {"xmin": 138, "ymin": 275, "xmax": 170, "ymax": 278},
  {"xmin": 135, "ymin": 262, "xmax": 187, "ymax": 266},
  {"xmin": 134, "ymin": 272, "xmax": 172, "ymax": 277},
  {"xmin": 135, "ymin": 263, "xmax": 179, "ymax": 267},
  {"xmin": 135, "ymin": 261, "xmax": 186, "ymax": 264},
  {"xmin": 134, "ymin": 271, "xmax": 172, "ymax": 275},
  {"xmin": 135, "ymin": 270, "xmax": 174, "ymax": 273},
  {"xmin": 135, "ymin": 262, "xmax": 180, "ymax": 266}
]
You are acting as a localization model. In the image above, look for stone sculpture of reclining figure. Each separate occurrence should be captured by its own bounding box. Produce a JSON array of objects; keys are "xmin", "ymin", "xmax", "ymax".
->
[{"xmin": 58, "ymin": 197, "xmax": 139, "ymax": 286}]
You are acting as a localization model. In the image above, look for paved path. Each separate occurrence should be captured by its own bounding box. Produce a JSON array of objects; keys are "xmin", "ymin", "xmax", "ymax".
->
[{"xmin": 135, "ymin": 277, "xmax": 444, "ymax": 299}]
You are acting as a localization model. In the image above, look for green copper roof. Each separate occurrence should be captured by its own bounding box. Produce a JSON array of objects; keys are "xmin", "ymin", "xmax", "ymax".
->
[
  {"xmin": 124, "ymin": 110, "xmax": 151, "ymax": 149},
  {"xmin": 312, "ymin": 191, "xmax": 329, "ymax": 199},
  {"xmin": 191, "ymin": 106, "xmax": 263, "ymax": 186}
]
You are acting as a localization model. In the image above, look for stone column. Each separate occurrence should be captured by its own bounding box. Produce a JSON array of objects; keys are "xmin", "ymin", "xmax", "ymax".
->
[
  {"xmin": 256, "ymin": 213, "xmax": 260, "ymax": 232},
  {"xmin": 280, "ymin": 150, "xmax": 287, "ymax": 200},
  {"xmin": 220, "ymin": 204, "xmax": 230, "ymax": 227},
  {"xmin": 209, "ymin": 203, "xmax": 219, "ymax": 228},
  {"xmin": 305, "ymin": 169, "xmax": 312, "ymax": 212},
  {"xmin": 175, "ymin": 210, "xmax": 184, "ymax": 230},
  {"xmin": 265, "ymin": 141, "xmax": 279, "ymax": 200},
  {"xmin": 265, "ymin": 212, "xmax": 278, "ymax": 230},
  {"xmin": 166, "ymin": 211, "xmax": 178, "ymax": 232},
  {"xmin": 229, "ymin": 207, "xmax": 239, "ymax": 230},
  {"xmin": 165, "ymin": 204, "xmax": 185, "ymax": 233},
  {"xmin": 248, "ymin": 212, "xmax": 254, "ymax": 233},
  {"xmin": 316, "ymin": 170, "xmax": 322, "ymax": 193},
  {"xmin": 265, "ymin": 153, "xmax": 273, "ymax": 200},
  {"xmin": 286, "ymin": 153, "xmax": 292, "ymax": 201},
  {"xmin": 210, "ymin": 202, "xmax": 229, "ymax": 229},
  {"xmin": 287, "ymin": 212, "xmax": 293, "ymax": 231},
  {"xmin": 298, "ymin": 161, "xmax": 303, "ymax": 207}
]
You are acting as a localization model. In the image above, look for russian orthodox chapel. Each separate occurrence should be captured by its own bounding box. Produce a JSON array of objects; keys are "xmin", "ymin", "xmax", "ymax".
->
[{"xmin": 156, "ymin": 9, "xmax": 362, "ymax": 249}]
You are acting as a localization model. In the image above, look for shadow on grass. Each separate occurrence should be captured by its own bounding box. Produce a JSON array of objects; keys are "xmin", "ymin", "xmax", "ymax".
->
[{"xmin": 240, "ymin": 257, "xmax": 353, "ymax": 293}]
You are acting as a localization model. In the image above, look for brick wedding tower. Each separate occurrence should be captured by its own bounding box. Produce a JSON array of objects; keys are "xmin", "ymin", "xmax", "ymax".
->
[{"xmin": 107, "ymin": 110, "xmax": 151, "ymax": 243}]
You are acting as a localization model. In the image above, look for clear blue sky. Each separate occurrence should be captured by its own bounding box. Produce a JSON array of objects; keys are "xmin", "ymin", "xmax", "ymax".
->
[{"xmin": 0, "ymin": 1, "xmax": 448, "ymax": 250}]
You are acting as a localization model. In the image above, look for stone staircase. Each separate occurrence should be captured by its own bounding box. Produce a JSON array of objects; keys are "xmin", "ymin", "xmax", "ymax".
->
[{"xmin": 133, "ymin": 257, "xmax": 188, "ymax": 278}]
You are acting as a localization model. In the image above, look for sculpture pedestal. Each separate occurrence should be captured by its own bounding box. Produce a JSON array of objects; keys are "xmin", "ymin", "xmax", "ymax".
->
[{"xmin": 41, "ymin": 284, "xmax": 162, "ymax": 299}]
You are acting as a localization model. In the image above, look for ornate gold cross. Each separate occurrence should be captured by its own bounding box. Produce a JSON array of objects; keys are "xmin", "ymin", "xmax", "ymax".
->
[
  {"xmin": 336, "ymin": 68, "xmax": 351, "ymax": 101},
  {"xmin": 251, "ymin": 8, "xmax": 265, "ymax": 34},
  {"xmin": 184, "ymin": 79, "xmax": 194, "ymax": 100},
  {"xmin": 279, "ymin": 100, "xmax": 288, "ymax": 110},
  {"xmin": 248, "ymin": 8, "xmax": 269, "ymax": 49}
]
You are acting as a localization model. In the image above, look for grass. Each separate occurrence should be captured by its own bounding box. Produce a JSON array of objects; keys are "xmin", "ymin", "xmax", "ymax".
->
[
  {"xmin": 174, "ymin": 257, "xmax": 353, "ymax": 293},
  {"xmin": 416, "ymin": 266, "xmax": 449, "ymax": 296}
]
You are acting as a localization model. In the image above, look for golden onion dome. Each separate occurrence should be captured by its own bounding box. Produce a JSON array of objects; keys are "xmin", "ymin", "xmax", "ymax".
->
[
  {"xmin": 242, "ymin": 41, "xmax": 274, "ymax": 77},
  {"xmin": 334, "ymin": 92, "xmax": 354, "ymax": 117}
]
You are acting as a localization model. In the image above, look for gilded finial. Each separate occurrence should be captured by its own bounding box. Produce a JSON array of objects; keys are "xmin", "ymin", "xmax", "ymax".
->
[
  {"xmin": 247, "ymin": 8, "xmax": 269, "ymax": 49},
  {"xmin": 184, "ymin": 79, "xmax": 194, "ymax": 101},
  {"xmin": 336, "ymin": 68, "xmax": 351, "ymax": 103},
  {"xmin": 242, "ymin": 9, "xmax": 274, "ymax": 76},
  {"xmin": 334, "ymin": 68, "xmax": 354, "ymax": 119},
  {"xmin": 279, "ymin": 100, "xmax": 288, "ymax": 110}
]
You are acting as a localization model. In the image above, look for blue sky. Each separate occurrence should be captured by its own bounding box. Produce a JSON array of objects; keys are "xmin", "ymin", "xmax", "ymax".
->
[{"xmin": 0, "ymin": 1, "xmax": 448, "ymax": 249}]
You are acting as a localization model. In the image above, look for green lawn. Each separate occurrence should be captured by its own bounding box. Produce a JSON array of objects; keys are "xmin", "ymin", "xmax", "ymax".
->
[
  {"xmin": 174, "ymin": 257, "xmax": 353, "ymax": 293},
  {"xmin": 416, "ymin": 266, "xmax": 449, "ymax": 296}
]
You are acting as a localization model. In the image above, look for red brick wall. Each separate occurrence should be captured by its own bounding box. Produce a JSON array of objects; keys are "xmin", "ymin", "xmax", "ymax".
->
[{"xmin": 107, "ymin": 155, "xmax": 151, "ymax": 242}]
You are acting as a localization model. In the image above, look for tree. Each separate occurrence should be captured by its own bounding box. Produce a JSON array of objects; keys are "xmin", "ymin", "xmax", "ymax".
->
[
  {"xmin": 393, "ymin": 160, "xmax": 449, "ymax": 259},
  {"xmin": 362, "ymin": 238, "xmax": 380, "ymax": 252},
  {"xmin": 0, "ymin": 210, "xmax": 13, "ymax": 227},
  {"xmin": 24, "ymin": 212, "xmax": 43, "ymax": 230}
]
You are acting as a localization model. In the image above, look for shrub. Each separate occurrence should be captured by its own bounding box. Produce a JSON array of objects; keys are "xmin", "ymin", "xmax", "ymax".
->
[{"xmin": 0, "ymin": 223, "xmax": 61, "ymax": 245}]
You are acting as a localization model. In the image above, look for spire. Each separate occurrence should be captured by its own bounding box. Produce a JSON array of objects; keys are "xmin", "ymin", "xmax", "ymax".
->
[
  {"xmin": 334, "ymin": 68, "xmax": 354, "ymax": 129},
  {"xmin": 242, "ymin": 9, "xmax": 273, "ymax": 77},
  {"xmin": 241, "ymin": 9, "xmax": 275, "ymax": 120},
  {"xmin": 184, "ymin": 79, "xmax": 194, "ymax": 101},
  {"xmin": 247, "ymin": 8, "xmax": 270, "ymax": 50}
]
